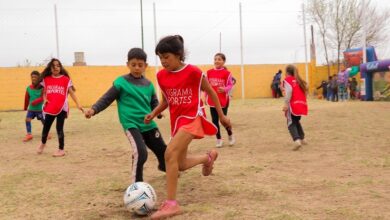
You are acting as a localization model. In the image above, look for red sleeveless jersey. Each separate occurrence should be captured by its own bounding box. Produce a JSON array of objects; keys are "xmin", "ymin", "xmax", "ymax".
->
[
  {"xmin": 283, "ymin": 76, "xmax": 308, "ymax": 116},
  {"xmin": 43, "ymin": 75, "xmax": 71, "ymax": 115},
  {"xmin": 206, "ymin": 68, "xmax": 231, "ymax": 107},
  {"xmin": 157, "ymin": 64, "xmax": 217, "ymax": 137}
]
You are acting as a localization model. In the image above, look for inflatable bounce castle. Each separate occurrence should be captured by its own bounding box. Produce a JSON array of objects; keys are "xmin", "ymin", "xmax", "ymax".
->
[{"xmin": 343, "ymin": 46, "xmax": 390, "ymax": 101}]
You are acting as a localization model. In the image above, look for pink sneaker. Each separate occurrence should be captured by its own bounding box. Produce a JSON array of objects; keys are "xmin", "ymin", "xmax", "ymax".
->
[
  {"xmin": 151, "ymin": 200, "xmax": 181, "ymax": 220},
  {"xmin": 202, "ymin": 149, "xmax": 218, "ymax": 176},
  {"xmin": 52, "ymin": 150, "xmax": 65, "ymax": 157},
  {"xmin": 37, "ymin": 143, "xmax": 46, "ymax": 154}
]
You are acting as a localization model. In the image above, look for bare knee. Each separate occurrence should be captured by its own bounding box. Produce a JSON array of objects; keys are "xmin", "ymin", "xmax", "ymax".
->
[
  {"xmin": 178, "ymin": 164, "xmax": 186, "ymax": 171},
  {"xmin": 165, "ymin": 147, "xmax": 178, "ymax": 164}
]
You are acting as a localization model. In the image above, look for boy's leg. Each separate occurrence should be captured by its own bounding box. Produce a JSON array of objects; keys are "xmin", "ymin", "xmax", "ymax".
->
[
  {"xmin": 142, "ymin": 128, "xmax": 167, "ymax": 172},
  {"xmin": 24, "ymin": 116, "xmax": 33, "ymax": 142},
  {"xmin": 25, "ymin": 118, "xmax": 32, "ymax": 134},
  {"xmin": 37, "ymin": 111, "xmax": 45, "ymax": 125},
  {"xmin": 125, "ymin": 128, "xmax": 148, "ymax": 183}
]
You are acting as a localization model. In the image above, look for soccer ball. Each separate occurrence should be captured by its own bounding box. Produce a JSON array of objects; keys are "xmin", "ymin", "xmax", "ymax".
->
[{"xmin": 123, "ymin": 182, "xmax": 157, "ymax": 215}]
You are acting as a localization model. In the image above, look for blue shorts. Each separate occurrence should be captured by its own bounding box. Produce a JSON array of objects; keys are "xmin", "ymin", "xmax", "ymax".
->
[{"xmin": 26, "ymin": 111, "xmax": 44, "ymax": 120}]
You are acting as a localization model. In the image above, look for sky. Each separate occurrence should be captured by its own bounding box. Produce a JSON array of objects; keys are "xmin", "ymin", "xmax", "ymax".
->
[{"xmin": 0, "ymin": 0, "xmax": 389, "ymax": 67}]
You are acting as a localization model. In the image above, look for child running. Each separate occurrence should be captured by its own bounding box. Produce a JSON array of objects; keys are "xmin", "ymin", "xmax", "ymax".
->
[
  {"xmin": 144, "ymin": 35, "xmax": 231, "ymax": 219},
  {"xmin": 84, "ymin": 48, "xmax": 167, "ymax": 183},
  {"xmin": 23, "ymin": 71, "xmax": 45, "ymax": 142},
  {"xmin": 282, "ymin": 65, "xmax": 308, "ymax": 151},
  {"xmin": 206, "ymin": 53, "xmax": 235, "ymax": 147},
  {"xmin": 37, "ymin": 58, "xmax": 83, "ymax": 157}
]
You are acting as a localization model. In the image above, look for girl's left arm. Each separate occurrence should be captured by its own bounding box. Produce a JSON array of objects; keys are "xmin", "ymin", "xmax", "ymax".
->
[
  {"xmin": 283, "ymin": 80, "xmax": 292, "ymax": 112},
  {"xmin": 69, "ymin": 88, "xmax": 84, "ymax": 112},
  {"xmin": 224, "ymin": 75, "xmax": 234, "ymax": 93},
  {"xmin": 201, "ymin": 76, "xmax": 231, "ymax": 129}
]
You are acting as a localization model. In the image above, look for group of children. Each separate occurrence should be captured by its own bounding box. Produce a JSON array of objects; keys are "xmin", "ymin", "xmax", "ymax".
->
[{"xmin": 23, "ymin": 34, "xmax": 308, "ymax": 219}]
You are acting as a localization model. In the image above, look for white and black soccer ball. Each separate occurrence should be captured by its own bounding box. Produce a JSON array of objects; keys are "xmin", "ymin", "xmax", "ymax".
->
[{"xmin": 123, "ymin": 182, "xmax": 157, "ymax": 215}]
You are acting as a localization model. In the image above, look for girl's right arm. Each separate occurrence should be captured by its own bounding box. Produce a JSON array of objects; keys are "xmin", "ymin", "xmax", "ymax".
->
[{"xmin": 144, "ymin": 94, "xmax": 168, "ymax": 124}]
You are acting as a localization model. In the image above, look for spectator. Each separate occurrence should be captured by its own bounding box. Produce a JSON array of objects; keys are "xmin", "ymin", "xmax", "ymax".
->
[
  {"xmin": 316, "ymin": 80, "xmax": 328, "ymax": 100},
  {"xmin": 349, "ymin": 77, "xmax": 358, "ymax": 100},
  {"xmin": 271, "ymin": 70, "xmax": 283, "ymax": 98}
]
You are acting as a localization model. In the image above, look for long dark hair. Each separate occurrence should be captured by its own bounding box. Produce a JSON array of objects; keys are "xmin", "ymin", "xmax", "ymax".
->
[
  {"xmin": 41, "ymin": 58, "xmax": 70, "ymax": 78},
  {"xmin": 41, "ymin": 58, "xmax": 75, "ymax": 91},
  {"xmin": 286, "ymin": 65, "xmax": 308, "ymax": 93}
]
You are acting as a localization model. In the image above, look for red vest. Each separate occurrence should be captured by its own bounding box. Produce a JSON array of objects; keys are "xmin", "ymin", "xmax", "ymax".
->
[
  {"xmin": 283, "ymin": 76, "xmax": 308, "ymax": 116},
  {"xmin": 206, "ymin": 68, "xmax": 231, "ymax": 107},
  {"xmin": 157, "ymin": 64, "xmax": 217, "ymax": 136},
  {"xmin": 43, "ymin": 75, "xmax": 70, "ymax": 115}
]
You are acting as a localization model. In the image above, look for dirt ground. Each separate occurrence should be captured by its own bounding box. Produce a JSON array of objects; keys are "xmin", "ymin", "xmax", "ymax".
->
[{"xmin": 0, "ymin": 99, "xmax": 389, "ymax": 220}]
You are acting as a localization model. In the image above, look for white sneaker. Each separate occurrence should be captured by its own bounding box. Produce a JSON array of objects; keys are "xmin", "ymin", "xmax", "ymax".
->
[
  {"xmin": 228, "ymin": 135, "xmax": 235, "ymax": 146},
  {"xmin": 293, "ymin": 139, "xmax": 302, "ymax": 151},
  {"xmin": 216, "ymin": 139, "xmax": 223, "ymax": 148}
]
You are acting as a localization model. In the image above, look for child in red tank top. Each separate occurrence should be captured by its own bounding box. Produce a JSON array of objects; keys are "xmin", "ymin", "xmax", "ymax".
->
[
  {"xmin": 145, "ymin": 35, "xmax": 231, "ymax": 219},
  {"xmin": 37, "ymin": 58, "xmax": 83, "ymax": 157},
  {"xmin": 206, "ymin": 53, "xmax": 235, "ymax": 147},
  {"xmin": 282, "ymin": 65, "xmax": 308, "ymax": 151}
]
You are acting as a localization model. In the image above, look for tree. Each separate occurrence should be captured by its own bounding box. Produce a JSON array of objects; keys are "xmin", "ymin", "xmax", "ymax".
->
[
  {"xmin": 307, "ymin": 0, "xmax": 331, "ymax": 76},
  {"xmin": 307, "ymin": 0, "xmax": 390, "ymax": 72}
]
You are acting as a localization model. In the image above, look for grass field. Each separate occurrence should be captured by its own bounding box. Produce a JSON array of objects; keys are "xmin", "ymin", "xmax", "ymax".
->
[{"xmin": 0, "ymin": 99, "xmax": 389, "ymax": 220}]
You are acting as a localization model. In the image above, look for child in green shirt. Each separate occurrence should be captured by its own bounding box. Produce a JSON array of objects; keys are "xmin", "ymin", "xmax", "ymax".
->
[
  {"xmin": 23, "ymin": 71, "xmax": 45, "ymax": 142},
  {"xmin": 85, "ymin": 48, "xmax": 166, "ymax": 183}
]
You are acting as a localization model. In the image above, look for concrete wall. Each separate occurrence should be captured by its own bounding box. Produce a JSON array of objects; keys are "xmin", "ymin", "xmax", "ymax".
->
[{"xmin": 0, "ymin": 63, "xmax": 322, "ymax": 111}]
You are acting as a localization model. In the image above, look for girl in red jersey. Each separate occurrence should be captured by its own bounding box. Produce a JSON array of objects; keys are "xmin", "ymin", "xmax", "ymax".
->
[
  {"xmin": 37, "ymin": 58, "xmax": 83, "ymax": 157},
  {"xmin": 144, "ymin": 35, "xmax": 231, "ymax": 219},
  {"xmin": 206, "ymin": 53, "xmax": 235, "ymax": 147},
  {"xmin": 282, "ymin": 65, "xmax": 308, "ymax": 151}
]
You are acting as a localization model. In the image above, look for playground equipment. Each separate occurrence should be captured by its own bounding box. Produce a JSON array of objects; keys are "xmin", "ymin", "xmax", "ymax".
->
[
  {"xmin": 342, "ymin": 46, "xmax": 390, "ymax": 101},
  {"xmin": 360, "ymin": 59, "xmax": 390, "ymax": 101}
]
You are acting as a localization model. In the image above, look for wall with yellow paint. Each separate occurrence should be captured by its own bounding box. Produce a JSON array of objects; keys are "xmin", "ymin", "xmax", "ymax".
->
[{"xmin": 0, "ymin": 63, "xmax": 325, "ymax": 111}]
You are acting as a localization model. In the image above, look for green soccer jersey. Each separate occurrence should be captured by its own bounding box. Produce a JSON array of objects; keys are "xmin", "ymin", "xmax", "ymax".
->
[
  {"xmin": 113, "ymin": 76, "xmax": 157, "ymax": 132},
  {"xmin": 27, "ymin": 86, "xmax": 43, "ymax": 111}
]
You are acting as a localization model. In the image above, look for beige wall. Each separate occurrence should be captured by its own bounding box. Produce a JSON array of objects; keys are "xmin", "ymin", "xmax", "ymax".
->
[{"xmin": 0, "ymin": 63, "xmax": 323, "ymax": 111}]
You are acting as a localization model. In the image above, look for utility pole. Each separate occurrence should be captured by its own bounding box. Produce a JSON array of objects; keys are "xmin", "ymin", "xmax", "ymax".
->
[
  {"xmin": 362, "ymin": 0, "xmax": 367, "ymax": 63},
  {"xmin": 153, "ymin": 2, "xmax": 160, "ymax": 97},
  {"xmin": 239, "ymin": 3, "xmax": 245, "ymax": 100},
  {"xmin": 140, "ymin": 0, "xmax": 144, "ymax": 49},
  {"xmin": 302, "ymin": 3, "xmax": 309, "ymax": 85},
  {"xmin": 219, "ymin": 32, "xmax": 222, "ymax": 52},
  {"xmin": 54, "ymin": 4, "xmax": 60, "ymax": 59}
]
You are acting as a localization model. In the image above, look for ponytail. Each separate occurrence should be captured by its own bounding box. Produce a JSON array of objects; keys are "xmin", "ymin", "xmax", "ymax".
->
[{"xmin": 286, "ymin": 65, "xmax": 308, "ymax": 94}]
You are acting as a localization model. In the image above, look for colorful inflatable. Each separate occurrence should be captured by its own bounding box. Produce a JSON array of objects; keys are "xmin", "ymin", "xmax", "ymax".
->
[
  {"xmin": 360, "ymin": 59, "xmax": 390, "ymax": 101},
  {"xmin": 343, "ymin": 46, "xmax": 377, "ymax": 67}
]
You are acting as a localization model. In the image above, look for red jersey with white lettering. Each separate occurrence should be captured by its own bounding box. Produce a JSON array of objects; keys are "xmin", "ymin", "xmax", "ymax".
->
[
  {"xmin": 157, "ymin": 64, "xmax": 217, "ymax": 137},
  {"xmin": 283, "ymin": 75, "xmax": 308, "ymax": 116},
  {"xmin": 42, "ymin": 75, "xmax": 71, "ymax": 115},
  {"xmin": 206, "ymin": 68, "xmax": 231, "ymax": 107}
]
